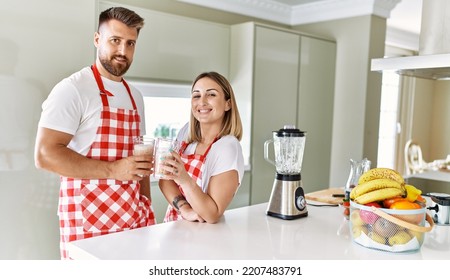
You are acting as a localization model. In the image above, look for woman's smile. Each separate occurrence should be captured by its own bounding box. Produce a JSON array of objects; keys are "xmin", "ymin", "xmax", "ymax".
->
[{"xmin": 191, "ymin": 77, "xmax": 230, "ymax": 125}]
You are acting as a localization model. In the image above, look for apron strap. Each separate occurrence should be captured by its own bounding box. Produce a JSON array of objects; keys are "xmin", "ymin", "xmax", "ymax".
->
[
  {"xmin": 91, "ymin": 64, "xmax": 138, "ymax": 110},
  {"xmin": 202, "ymin": 137, "xmax": 219, "ymax": 157},
  {"xmin": 179, "ymin": 137, "xmax": 219, "ymax": 157},
  {"xmin": 122, "ymin": 80, "xmax": 137, "ymax": 110}
]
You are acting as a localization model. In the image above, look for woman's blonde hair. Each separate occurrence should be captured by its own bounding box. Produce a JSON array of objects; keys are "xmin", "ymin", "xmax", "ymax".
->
[{"xmin": 187, "ymin": 72, "xmax": 243, "ymax": 143}]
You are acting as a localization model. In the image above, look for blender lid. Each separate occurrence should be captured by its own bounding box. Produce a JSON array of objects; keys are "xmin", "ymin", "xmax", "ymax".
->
[
  {"xmin": 275, "ymin": 125, "xmax": 306, "ymax": 137},
  {"xmin": 429, "ymin": 192, "xmax": 450, "ymax": 206}
]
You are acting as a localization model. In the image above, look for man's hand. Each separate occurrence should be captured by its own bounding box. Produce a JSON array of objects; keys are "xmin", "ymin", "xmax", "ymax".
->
[{"xmin": 112, "ymin": 154, "xmax": 153, "ymax": 181}]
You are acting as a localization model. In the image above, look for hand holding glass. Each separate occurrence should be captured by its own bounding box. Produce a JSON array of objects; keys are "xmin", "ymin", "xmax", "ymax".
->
[
  {"xmin": 154, "ymin": 138, "xmax": 180, "ymax": 178},
  {"xmin": 133, "ymin": 136, "xmax": 155, "ymax": 177},
  {"xmin": 133, "ymin": 136, "xmax": 155, "ymax": 156}
]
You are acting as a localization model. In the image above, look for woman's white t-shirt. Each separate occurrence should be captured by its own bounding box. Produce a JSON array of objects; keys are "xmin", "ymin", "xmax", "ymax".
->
[
  {"xmin": 176, "ymin": 123, "xmax": 244, "ymax": 192},
  {"xmin": 38, "ymin": 66, "xmax": 146, "ymax": 155}
]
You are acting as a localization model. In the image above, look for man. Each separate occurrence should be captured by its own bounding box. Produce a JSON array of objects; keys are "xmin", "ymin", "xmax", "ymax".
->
[{"xmin": 35, "ymin": 7, "xmax": 155, "ymax": 259}]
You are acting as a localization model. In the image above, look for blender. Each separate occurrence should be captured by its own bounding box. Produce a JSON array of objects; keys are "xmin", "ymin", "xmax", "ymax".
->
[{"xmin": 264, "ymin": 125, "xmax": 308, "ymax": 220}]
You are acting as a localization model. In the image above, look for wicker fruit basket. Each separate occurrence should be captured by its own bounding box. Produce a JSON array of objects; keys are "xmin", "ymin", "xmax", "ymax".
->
[{"xmin": 349, "ymin": 200, "xmax": 434, "ymax": 252}]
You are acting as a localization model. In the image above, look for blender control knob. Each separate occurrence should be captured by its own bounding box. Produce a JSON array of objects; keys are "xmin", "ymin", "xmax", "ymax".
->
[
  {"xmin": 296, "ymin": 196, "xmax": 306, "ymax": 211},
  {"xmin": 295, "ymin": 187, "xmax": 306, "ymax": 211}
]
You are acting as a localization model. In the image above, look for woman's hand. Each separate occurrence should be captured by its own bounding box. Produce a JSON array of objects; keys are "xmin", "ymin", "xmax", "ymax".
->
[
  {"xmin": 180, "ymin": 206, "xmax": 205, "ymax": 223},
  {"xmin": 161, "ymin": 151, "xmax": 236, "ymax": 224},
  {"xmin": 160, "ymin": 152, "xmax": 194, "ymax": 188}
]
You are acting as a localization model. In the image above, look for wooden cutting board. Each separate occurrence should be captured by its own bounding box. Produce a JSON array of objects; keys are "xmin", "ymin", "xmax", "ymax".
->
[{"xmin": 305, "ymin": 187, "xmax": 345, "ymax": 205}]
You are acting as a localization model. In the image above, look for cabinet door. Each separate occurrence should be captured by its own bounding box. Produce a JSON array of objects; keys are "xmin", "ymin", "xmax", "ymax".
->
[
  {"xmin": 99, "ymin": 3, "xmax": 230, "ymax": 82},
  {"xmin": 131, "ymin": 12, "xmax": 230, "ymax": 82},
  {"xmin": 297, "ymin": 36, "xmax": 336, "ymax": 192},
  {"xmin": 251, "ymin": 26, "xmax": 300, "ymax": 204}
]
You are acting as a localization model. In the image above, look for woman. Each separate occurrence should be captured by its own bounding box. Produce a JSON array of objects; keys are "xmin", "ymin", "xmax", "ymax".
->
[{"xmin": 159, "ymin": 72, "xmax": 244, "ymax": 223}]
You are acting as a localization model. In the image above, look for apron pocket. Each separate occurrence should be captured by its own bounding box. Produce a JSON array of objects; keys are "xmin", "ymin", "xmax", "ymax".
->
[{"xmin": 80, "ymin": 183, "xmax": 140, "ymax": 233}]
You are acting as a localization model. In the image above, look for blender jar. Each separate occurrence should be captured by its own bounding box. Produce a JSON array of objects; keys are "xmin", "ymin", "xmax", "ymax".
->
[{"xmin": 264, "ymin": 125, "xmax": 306, "ymax": 175}]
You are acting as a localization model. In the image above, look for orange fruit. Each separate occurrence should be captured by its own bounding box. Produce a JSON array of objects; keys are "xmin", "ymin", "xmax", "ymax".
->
[
  {"xmin": 416, "ymin": 195, "xmax": 426, "ymax": 203},
  {"xmin": 415, "ymin": 195, "xmax": 427, "ymax": 208},
  {"xmin": 390, "ymin": 200, "xmax": 421, "ymax": 210},
  {"xmin": 390, "ymin": 200, "xmax": 423, "ymax": 225},
  {"xmin": 383, "ymin": 196, "xmax": 407, "ymax": 208}
]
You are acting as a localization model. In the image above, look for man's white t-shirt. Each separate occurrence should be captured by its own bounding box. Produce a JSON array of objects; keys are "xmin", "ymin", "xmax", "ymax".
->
[
  {"xmin": 176, "ymin": 123, "xmax": 244, "ymax": 192},
  {"xmin": 38, "ymin": 66, "xmax": 146, "ymax": 156}
]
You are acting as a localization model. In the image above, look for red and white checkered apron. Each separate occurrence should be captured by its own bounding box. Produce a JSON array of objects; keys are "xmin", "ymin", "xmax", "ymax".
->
[
  {"xmin": 58, "ymin": 64, "xmax": 155, "ymax": 259},
  {"xmin": 163, "ymin": 138, "xmax": 218, "ymax": 222}
]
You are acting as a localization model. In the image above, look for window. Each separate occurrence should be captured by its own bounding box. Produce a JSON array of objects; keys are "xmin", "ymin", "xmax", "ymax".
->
[{"xmin": 130, "ymin": 81, "xmax": 191, "ymax": 139}]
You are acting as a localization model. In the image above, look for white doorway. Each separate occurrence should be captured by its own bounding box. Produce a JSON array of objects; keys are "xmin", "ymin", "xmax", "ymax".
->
[
  {"xmin": 377, "ymin": 46, "xmax": 416, "ymax": 171},
  {"xmin": 377, "ymin": 71, "xmax": 400, "ymax": 169}
]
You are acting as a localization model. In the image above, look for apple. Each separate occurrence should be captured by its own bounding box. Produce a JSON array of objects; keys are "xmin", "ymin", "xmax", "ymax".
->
[
  {"xmin": 373, "ymin": 217, "xmax": 400, "ymax": 238},
  {"xmin": 350, "ymin": 209, "xmax": 365, "ymax": 226},
  {"xmin": 393, "ymin": 212, "xmax": 424, "ymax": 225},
  {"xmin": 359, "ymin": 202, "xmax": 382, "ymax": 225}
]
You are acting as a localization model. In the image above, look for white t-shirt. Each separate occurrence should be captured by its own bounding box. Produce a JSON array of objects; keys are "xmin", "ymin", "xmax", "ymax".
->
[
  {"xmin": 38, "ymin": 66, "xmax": 146, "ymax": 155},
  {"xmin": 176, "ymin": 123, "xmax": 244, "ymax": 192}
]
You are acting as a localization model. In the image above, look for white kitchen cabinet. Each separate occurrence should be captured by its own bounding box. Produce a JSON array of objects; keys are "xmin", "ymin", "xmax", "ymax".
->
[
  {"xmin": 297, "ymin": 36, "xmax": 336, "ymax": 195},
  {"xmin": 100, "ymin": 2, "xmax": 230, "ymax": 82},
  {"xmin": 230, "ymin": 22, "xmax": 336, "ymax": 204}
]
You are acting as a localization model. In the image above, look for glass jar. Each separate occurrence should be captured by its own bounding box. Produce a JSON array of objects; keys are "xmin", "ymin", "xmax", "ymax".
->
[{"xmin": 344, "ymin": 158, "xmax": 371, "ymax": 201}]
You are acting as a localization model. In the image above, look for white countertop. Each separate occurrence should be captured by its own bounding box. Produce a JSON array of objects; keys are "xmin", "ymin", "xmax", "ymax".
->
[
  {"xmin": 67, "ymin": 202, "xmax": 450, "ymax": 260},
  {"xmin": 404, "ymin": 170, "xmax": 450, "ymax": 183}
]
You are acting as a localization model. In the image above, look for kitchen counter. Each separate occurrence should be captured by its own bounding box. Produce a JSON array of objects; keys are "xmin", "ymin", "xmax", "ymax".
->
[
  {"xmin": 67, "ymin": 202, "xmax": 450, "ymax": 260},
  {"xmin": 404, "ymin": 170, "xmax": 450, "ymax": 183}
]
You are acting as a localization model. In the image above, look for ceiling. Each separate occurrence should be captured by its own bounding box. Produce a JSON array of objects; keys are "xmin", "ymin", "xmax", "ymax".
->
[
  {"xmin": 261, "ymin": 0, "xmax": 422, "ymax": 33},
  {"xmin": 178, "ymin": 0, "xmax": 423, "ymax": 50}
]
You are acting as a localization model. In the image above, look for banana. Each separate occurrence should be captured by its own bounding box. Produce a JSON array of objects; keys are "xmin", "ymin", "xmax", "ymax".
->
[
  {"xmin": 368, "ymin": 231, "xmax": 386, "ymax": 245},
  {"xmin": 404, "ymin": 184, "xmax": 422, "ymax": 202},
  {"xmin": 354, "ymin": 187, "xmax": 405, "ymax": 205},
  {"xmin": 358, "ymin": 167, "xmax": 405, "ymax": 186},
  {"xmin": 350, "ymin": 178, "xmax": 405, "ymax": 200},
  {"xmin": 388, "ymin": 230, "xmax": 412, "ymax": 246}
]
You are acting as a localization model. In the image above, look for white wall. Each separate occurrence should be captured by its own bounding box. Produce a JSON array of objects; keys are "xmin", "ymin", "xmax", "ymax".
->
[
  {"xmin": 405, "ymin": 78, "xmax": 450, "ymax": 162},
  {"xmin": 294, "ymin": 15, "xmax": 386, "ymax": 187},
  {"xmin": 410, "ymin": 78, "xmax": 434, "ymax": 160},
  {"xmin": 431, "ymin": 81, "xmax": 450, "ymax": 159},
  {"xmin": 0, "ymin": 0, "xmax": 95, "ymax": 259}
]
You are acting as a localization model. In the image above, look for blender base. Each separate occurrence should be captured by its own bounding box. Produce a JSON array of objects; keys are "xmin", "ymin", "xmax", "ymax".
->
[
  {"xmin": 267, "ymin": 211, "xmax": 308, "ymax": 220},
  {"xmin": 265, "ymin": 176, "xmax": 308, "ymax": 220}
]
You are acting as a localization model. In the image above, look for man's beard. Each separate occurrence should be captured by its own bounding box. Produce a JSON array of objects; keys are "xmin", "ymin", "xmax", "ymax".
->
[{"xmin": 99, "ymin": 54, "xmax": 131, "ymax": 77}]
